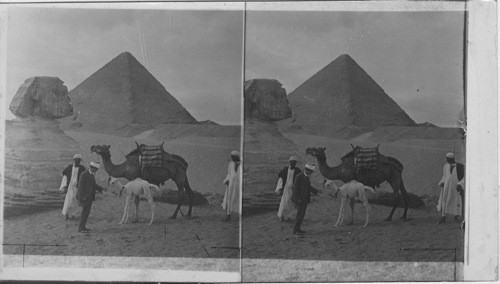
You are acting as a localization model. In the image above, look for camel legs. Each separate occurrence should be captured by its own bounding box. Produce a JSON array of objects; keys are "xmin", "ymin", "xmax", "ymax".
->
[
  {"xmin": 335, "ymin": 197, "xmax": 347, "ymax": 226},
  {"xmin": 385, "ymin": 186, "xmax": 399, "ymax": 221},
  {"xmin": 184, "ymin": 177, "xmax": 194, "ymax": 217},
  {"xmin": 399, "ymin": 180, "xmax": 409, "ymax": 220},
  {"xmin": 131, "ymin": 195, "xmax": 140, "ymax": 223},
  {"xmin": 145, "ymin": 192, "xmax": 155, "ymax": 226},
  {"xmin": 385, "ymin": 179, "xmax": 409, "ymax": 221},
  {"xmin": 346, "ymin": 198, "xmax": 355, "ymax": 225},
  {"xmin": 170, "ymin": 176, "xmax": 194, "ymax": 219},
  {"xmin": 170, "ymin": 178, "xmax": 187, "ymax": 219},
  {"xmin": 358, "ymin": 188, "xmax": 371, "ymax": 227},
  {"xmin": 120, "ymin": 195, "xmax": 132, "ymax": 224}
]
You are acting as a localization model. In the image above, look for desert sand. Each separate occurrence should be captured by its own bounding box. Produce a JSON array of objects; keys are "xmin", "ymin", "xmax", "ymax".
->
[
  {"xmin": 4, "ymin": 127, "xmax": 240, "ymax": 260},
  {"xmin": 241, "ymin": 131, "xmax": 465, "ymax": 281}
]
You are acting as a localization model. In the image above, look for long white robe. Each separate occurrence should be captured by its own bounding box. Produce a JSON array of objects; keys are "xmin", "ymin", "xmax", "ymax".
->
[
  {"xmin": 222, "ymin": 161, "xmax": 241, "ymax": 215},
  {"xmin": 61, "ymin": 166, "xmax": 80, "ymax": 216},
  {"xmin": 277, "ymin": 167, "xmax": 297, "ymax": 219},
  {"xmin": 437, "ymin": 163, "xmax": 463, "ymax": 216}
]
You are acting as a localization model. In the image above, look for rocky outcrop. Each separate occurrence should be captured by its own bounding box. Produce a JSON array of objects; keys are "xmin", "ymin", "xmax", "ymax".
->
[
  {"xmin": 4, "ymin": 119, "xmax": 80, "ymax": 218},
  {"xmin": 5, "ymin": 77, "xmax": 80, "ymax": 218},
  {"xmin": 243, "ymin": 119, "xmax": 299, "ymax": 216},
  {"xmin": 9, "ymin": 77, "xmax": 73, "ymax": 119},
  {"xmin": 244, "ymin": 79, "xmax": 292, "ymax": 121}
]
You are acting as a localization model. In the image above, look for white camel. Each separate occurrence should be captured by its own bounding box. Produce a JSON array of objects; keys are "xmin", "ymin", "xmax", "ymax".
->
[
  {"xmin": 325, "ymin": 180, "xmax": 374, "ymax": 227},
  {"xmin": 109, "ymin": 177, "xmax": 160, "ymax": 225}
]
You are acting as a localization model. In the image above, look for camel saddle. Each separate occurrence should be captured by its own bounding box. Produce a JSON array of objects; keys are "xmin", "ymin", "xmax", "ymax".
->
[
  {"xmin": 139, "ymin": 144, "xmax": 164, "ymax": 168},
  {"xmin": 137, "ymin": 143, "xmax": 188, "ymax": 170},
  {"xmin": 353, "ymin": 146, "xmax": 380, "ymax": 170}
]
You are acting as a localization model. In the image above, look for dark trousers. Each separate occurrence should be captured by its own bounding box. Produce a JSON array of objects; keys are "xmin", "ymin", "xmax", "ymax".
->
[
  {"xmin": 294, "ymin": 203, "xmax": 308, "ymax": 232},
  {"xmin": 79, "ymin": 200, "xmax": 93, "ymax": 231}
]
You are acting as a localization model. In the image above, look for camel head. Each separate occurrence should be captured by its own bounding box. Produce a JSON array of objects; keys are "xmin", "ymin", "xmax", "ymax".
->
[
  {"xmin": 108, "ymin": 177, "xmax": 118, "ymax": 186},
  {"xmin": 90, "ymin": 144, "xmax": 111, "ymax": 157},
  {"xmin": 306, "ymin": 147, "xmax": 327, "ymax": 161}
]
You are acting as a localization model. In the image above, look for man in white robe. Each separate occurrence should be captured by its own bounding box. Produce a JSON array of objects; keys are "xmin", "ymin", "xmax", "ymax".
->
[
  {"xmin": 437, "ymin": 152, "xmax": 465, "ymax": 223},
  {"xmin": 222, "ymin": 150, "xmax": 241, "ymax": 221},
  {"xmin": 276, "ymin": 156, "xmax": 301, "ymax": 222},
  {"xmin": 60, "ymin": 154, "xmax": 86, "ymax": 220}
]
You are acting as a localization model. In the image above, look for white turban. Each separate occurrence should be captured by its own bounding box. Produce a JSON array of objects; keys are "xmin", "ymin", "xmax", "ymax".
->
[
  {"xmin": 289, "ymin": 156, "xmax": 298, "ymax": 161},
  {"xmin": 73, "ymin": 154, "xmax": 82, "ymax": 159},
  {"xmin": 305, "ymin": 163, "xmax": 316, "ymax": 171},
  {"xmin": 231, "ymin": 150, "xmax": 240, "ymax": 157},
  {"xmin": 446, "ymin": 153, "xmax": 454, "ymax": 158},
  {"xmin": 89, "ymin": 161, "xmax": 100, "ymax": 169}
]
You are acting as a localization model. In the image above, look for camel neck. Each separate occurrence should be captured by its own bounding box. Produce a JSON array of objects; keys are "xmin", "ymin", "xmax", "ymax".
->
[
  {"xmin": 315, "ymin": 156, "xmax": 342, "ymax": 181},
  {"xmin": 100, "ymin": 153, "xmax": 126, "ymax": 177}
]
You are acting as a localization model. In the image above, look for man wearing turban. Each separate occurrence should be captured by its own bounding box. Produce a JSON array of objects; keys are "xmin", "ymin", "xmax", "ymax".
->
[
  {"xmin": 437, "ymin": 152, "xmax": 465, "ymax": 224},
  {"xmin": 276, "ymin": 156, "xmax": 302, "ymax": 222},
  {"xmin": 222, "ymin": 150, "xmax": 241, "ymax": 221},
  {"xmin": 60, "ymin": 154, "xmax": 86, "ymax": 220}
]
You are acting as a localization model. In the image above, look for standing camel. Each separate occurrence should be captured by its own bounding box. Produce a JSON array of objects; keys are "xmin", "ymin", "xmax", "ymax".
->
[
  {"xmin": 90, "ymin": 144, "xmax": 194, "ymax": 219},
  {"xmin": 305, "ymin": 146, "xmax": 410, "ymax": 221}
]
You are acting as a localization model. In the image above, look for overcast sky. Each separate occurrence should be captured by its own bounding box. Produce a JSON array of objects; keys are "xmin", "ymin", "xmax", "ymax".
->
[
  {"xmin": 245, "ymin": 11, "xmax": 465, "ymax": 127},
  {"xmin": 6, "ymin": 7, "xmax": 243, "ymax": 125}
]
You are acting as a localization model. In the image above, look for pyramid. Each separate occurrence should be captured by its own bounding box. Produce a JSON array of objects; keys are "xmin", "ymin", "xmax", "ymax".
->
[
  {"xmin": 67, "ymin": 52, "xmax": 197, "ymax": 129},
  {"xmin": 287, "ymin": 54, "xmax": 416, "ymax": 132}
]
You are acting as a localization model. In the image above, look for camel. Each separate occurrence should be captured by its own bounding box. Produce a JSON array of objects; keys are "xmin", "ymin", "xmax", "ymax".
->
[
  {"xmin": 109, "ymin": 178, "xmax": 160, "ymax": 225},
  {"xmin": 334, "ymin": 180, "xmax": 374, "ymax": 227},
  {"xmin": 306, "ymin": 146, "xmax": 410, "ymax": 221},
  {"xmin": 90, "ymin": 144, "xmax": 194, "ymax": 219}
]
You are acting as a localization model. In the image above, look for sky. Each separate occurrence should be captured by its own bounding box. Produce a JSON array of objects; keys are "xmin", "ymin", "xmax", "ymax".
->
[
  {"xmin": 6, "ymin": 7, "xmax": 243, "ymax": 125},
  {"xmin": 245, "ymin": 11, "xmax": 465, "ymax": 127}
]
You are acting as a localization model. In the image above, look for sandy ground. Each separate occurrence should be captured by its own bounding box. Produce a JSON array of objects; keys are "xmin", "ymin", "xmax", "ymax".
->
[
  {"xmin": 241, "ymin": 130, "xmax": 465, "ymax": 281},
  {"xmin": 242, "ymin": 193, "xmax": 464, "ymax": 261},
  {"xmin": 241, "ymin": 193, "xmax": 464, "ymax": 281},
  {"xmin": 4, "ymin": 128, "xmax": 240, "ymax": 260},
  {"xmin": 4, "ymin": 191, "xmax": 239, "ymax": 259}
]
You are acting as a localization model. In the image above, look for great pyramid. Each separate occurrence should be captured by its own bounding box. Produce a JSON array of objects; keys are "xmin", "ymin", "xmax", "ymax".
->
[
  {"xmin": 65, "ymin": 52, "xmax": 197, "ymax": 130},
  {"xmin": 287, "ymin": 54, "xmax": 416, "ymax": 134}
]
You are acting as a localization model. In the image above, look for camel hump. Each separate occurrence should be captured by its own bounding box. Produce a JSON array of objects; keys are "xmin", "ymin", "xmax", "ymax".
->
[
  {"xmin": 165, "ymin": 153, "xmax": 188, "ymax": 169},
  {"xmin": 380, "ymin": 155, "xmax": 404, "ymax": 172}
]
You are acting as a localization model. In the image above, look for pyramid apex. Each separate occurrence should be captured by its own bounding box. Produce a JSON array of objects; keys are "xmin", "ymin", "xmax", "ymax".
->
[
  {"xmin": 116, "ymin": 51, "xmax": 136, "ymax": 61},
  {"xmin": 337, "ymin": 54, "xmax": 355, "ymax": 62}
]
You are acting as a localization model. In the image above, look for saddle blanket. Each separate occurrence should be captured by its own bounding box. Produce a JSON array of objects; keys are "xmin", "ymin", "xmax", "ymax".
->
[
  {"xmin": 354, "ymin": 148, "xmax": 379, "ymax": 169},
  {"xmin": 139, "ymin": 145, "xmax": 164, "ymax": 168}
]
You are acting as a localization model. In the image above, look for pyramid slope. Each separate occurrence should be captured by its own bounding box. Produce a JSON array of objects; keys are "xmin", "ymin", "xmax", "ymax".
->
[
  {"xmin": 288, "ymin": 54, "xmax": 415, "ymax": 132},
  {"xmin": 68, "ymin": 52, "xmax": 197, "ymax": 129}
]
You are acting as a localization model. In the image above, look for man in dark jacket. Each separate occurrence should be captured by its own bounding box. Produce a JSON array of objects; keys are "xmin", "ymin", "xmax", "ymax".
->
[
  {"xmin": 76, "ymin": 161, "xmax": 105, "ymax": 233},
  {"xmin": 277, "ymin": 156, "xmax": 302, "ymax": 195},
  {"xmin": 291, "ymin": 163, "xmax": 320, "ymax": 234},
  {"xmin": 276, "ymin": 156, "xmax": 302, "ymax": 221}
]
